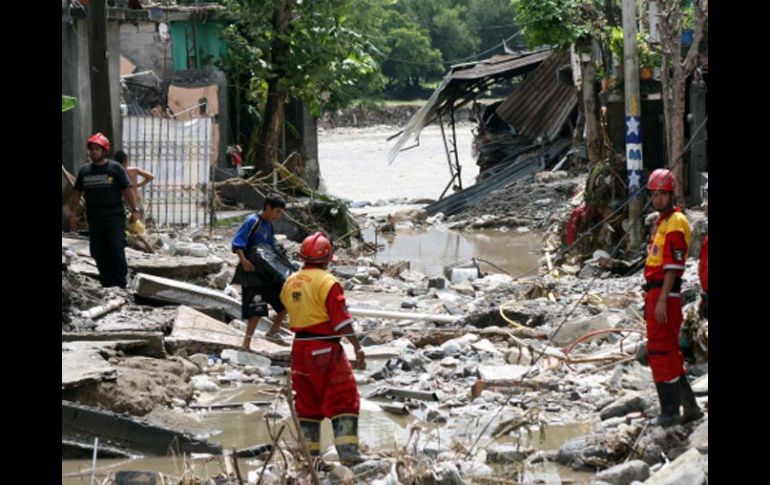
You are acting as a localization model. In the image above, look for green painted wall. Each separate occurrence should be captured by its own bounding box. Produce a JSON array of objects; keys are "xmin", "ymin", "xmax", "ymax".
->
[{"xmin": 170, "ymin": 20, "xmax": 227, "ymax": 71}]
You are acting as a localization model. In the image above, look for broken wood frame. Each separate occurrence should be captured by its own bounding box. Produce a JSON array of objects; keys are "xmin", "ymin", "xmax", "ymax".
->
[
  {"xmin": 388, "ymin": 72, "xmax": 530, "ymax": 201},
  {"xmin": 428, "ymin": 76, "xmax": 500, "ymax": 200},
  {"xmin": 434, "ymin": 76, "xmax": 500, "ymax": 200},
  {"xmin": 437, "ymin": 106, "xmax": 463, "ymax": 199}
]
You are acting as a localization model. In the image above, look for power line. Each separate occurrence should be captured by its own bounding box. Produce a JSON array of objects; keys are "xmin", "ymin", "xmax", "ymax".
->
[{"xmin": 369, "ymin": 30, "xmax": 525, "ymax": 66}]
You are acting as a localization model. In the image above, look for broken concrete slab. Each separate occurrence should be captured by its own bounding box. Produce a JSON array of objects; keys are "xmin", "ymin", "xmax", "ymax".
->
[
  {"xmin": 221, "ymin": 349, "xmax": 272, "ymax": 369},
  {"xmin": 62, "ymin": 237, "xmax": 91, "ymax": 257},
  {"xmin": 188, "ymin": 353, "xmax": 209, "ymax": 370},
  {"xmin": 128, "ymin": 255, "xmax": 224, "ymax": 280},
  {"xmin": 450, "ymin": 280, "xmax": 477, "ymax": 296},
  {"xmin": 599, "ymin": 392, "xmax": 648, "ymax": 420},
  {"xmin": 471, "ymin": 338, "xmax": 502, "ymax": 355},
  {"xmin": 687, "ymin": 418, "xmax": 708, "ymax": 453},
  {"xmin": 594, "ymin": 460, "xmax": 650, "ymax": 485},
  {"xmin": 167, "ymin": 306, "xmax": 289, "ymax": 362},
  {"xmin": 378, "ymin": 403, "xmax": 410, "ymax": 416},
  {"xmin": 62, "ymin": 341, "xmax": 118, "ymax": 390},
  {"xmin": 62, "ymin": 439, "xmax": 133, "ymax": 459},
  {"xmin": 135, "ymin": 273, "xmax": 241, "ymax": 319},
  {"xmin": 642, "ymin": 448, "xmax": 705, "ymax": 485},
  {"xmin": 552, "ymin": 311, "xmax": 624, "ymax": 347},
  {"xmin": 472, "ymin": 273, "xmax": 514, "ymax": 292},
  {"xmin": 342, "ymin": 341, "xmax": 406, "ymax": 361},
  {"xmin": 68, "ymin": 260, "xmax": 100, "ymax": 278},
  {"xmin": 94, "ymin": 307, "xmax": 177, "ymax": 334},
  {"xmin": 486, "ymin": 444, "xmax": 529, "ymax": 464},
  {"xmin": 450, "ymin": 267, "xmax": 478, "ymax": 284},
  {"xmin": 369, "ymin": 387, "xmax": 439, "ymax": 402},
  {"xmin": 505, "ymin": 347, "xmax": 533, "ymax": 365},
  {"xmin": 62, "ymin": 332, "xmax": 166, "ymax": 358},
  {"xmin": 62, "ymin": 400, "xmax": 221, "ymax": 457},
  {"xmin": 62, "ymin": 355, "xmax": 198, "ymax": 416},
  {"xmin": 478, "ymin": 364, "xmax": 530, "ymax": 384}
]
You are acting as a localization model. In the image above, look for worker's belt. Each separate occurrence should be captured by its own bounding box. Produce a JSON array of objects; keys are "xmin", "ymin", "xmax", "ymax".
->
[
  {"xmin": 643, "ymin": 278, "xmax": 682, "ymax": 292},
  {"xmin": 294, "ymin": 331, "xmax": 340, "ymax": 343}
]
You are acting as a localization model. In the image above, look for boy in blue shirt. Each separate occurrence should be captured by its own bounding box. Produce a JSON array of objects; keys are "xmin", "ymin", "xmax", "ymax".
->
[{"xmin": 232, "ymin": 196, "xmax": 288, "ymax": 349}]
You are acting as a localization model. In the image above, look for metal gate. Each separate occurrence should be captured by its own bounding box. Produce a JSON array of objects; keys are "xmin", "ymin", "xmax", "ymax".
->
[{"xmin": 122, "ymin": 116, "xmax": 214, "ymax": 227}]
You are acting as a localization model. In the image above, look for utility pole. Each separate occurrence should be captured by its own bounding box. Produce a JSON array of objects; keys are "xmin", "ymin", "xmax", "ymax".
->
[
  {"xmin": 88, "ymin": 0, "xmax": 114, "ymax": 146},
  {"xmin": 622, "ymin": 0, "xmax": 643, "ymax": 253}
]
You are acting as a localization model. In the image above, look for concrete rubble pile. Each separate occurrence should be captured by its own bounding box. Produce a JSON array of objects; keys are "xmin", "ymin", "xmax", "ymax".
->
[{"xmin": 61, "ymin": 172, "xmax": 707, "ymax": 484}]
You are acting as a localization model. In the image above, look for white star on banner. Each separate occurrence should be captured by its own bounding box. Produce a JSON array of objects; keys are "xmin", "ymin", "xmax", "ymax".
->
[
  {"xmin": 626, "ymin": 117, "xmax": 640, "ymax": 136},
  {"xmin": 629, "ymin": 170, "xmax": 641, "ymax": 189}
]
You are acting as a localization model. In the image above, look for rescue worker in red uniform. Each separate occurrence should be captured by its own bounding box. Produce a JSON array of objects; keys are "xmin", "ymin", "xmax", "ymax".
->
[
  {"xmin": 698, "ymin": 181, "xmax": 708, "ymax": 318},
  {"xmin": 644, "ymin": 169, "xmax": 703, "ymax": 426},
  {"xmin": 280, "ymin": 232, "xmax": 367, "ymax": 466}
]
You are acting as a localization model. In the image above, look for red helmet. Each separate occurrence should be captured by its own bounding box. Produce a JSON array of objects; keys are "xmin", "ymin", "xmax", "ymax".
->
[
  {"xmin": 647, "ymin": 168, "xmax": 675, "ymax": 192},
  {"xmin": 299, "ymin": 232, "xmax": 333, "ymax": 265},
  {"xmin": 87, "ymin": 132, "xmax": 111, "ymax": 153}
]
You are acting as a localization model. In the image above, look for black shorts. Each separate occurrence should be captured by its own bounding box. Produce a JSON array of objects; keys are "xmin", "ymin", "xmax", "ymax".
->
[{"xmin": 242, "ymin": 285, "xmax": 285, "ymax": 319}]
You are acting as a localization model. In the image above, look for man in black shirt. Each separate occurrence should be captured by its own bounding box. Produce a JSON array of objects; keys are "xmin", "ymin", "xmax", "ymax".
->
[{"xmin": 67, "ymin": 133, "xmax": 140, "ymax": 288}]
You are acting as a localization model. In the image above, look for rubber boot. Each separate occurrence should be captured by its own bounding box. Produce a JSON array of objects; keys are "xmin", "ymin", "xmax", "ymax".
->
[
  {"xmin": 331, "ymin": 414, "xmax": 367, "ymax": 466},
  {"xmin": 298, "ymin": 418, "xmax": 335, "ymax": 472},
  {"xmin": 654, "ymin": 381, "xmax": 682, "ymax": 427},
  {"xmin": 677, "ymin": 375, "xmax": 704, "ymax": 423},
  {"xmin": 298, "ymin": 418, "xmax": 321, "ymax": 456}
]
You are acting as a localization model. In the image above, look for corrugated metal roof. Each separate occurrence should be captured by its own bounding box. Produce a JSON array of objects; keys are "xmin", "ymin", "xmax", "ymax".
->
[
  {"xmin": 425, "ymin": 137, "xmax": 572, "ymax": 216},
  {"xmin": 425, "ymin": 152, "xmax": 543, "ymax": 216},
  {"xmin": 495, "ymin": 51, "xmax": 577, "ymax": 142},
  {"xmin": 386, "ymin": 49, "xmax": 552, "ymax": 164},
  {"xmin": 448, "ymin": 48, "xmax": 552, "ymax": 80}
]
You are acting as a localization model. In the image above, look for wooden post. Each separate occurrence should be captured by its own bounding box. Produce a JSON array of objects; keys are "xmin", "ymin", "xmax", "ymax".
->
[
  {"xmin": 622, "ymin": 0, "xmax": 644, "ymax": 252},
  {"xmin": 88, "ymin": 0, "xmax": 114, "ymax": 145}
]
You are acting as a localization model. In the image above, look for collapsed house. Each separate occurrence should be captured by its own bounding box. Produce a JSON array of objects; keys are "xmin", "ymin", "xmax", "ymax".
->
[
  {"xmin": 62, "ymin": 1, "xmax": 321, "ymax": 229},
  {"xmin": 387, "ymin": 49, "xmax": 580, "ymax": 217}
]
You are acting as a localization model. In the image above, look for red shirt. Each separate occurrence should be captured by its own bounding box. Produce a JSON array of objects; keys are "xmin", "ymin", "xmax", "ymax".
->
[
  {"xmin": 699, "ymin": 235, "xmax": 708, "ymax": 293},
  {"xmin": 644, "ymin": 208, "xmax": 691, "ymax": 283}
]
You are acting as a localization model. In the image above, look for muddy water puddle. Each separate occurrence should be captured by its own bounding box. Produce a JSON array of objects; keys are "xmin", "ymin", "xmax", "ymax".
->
[
  {"xmin": 63, "ymin": 380, "xmax": 597, "ymax": 483},
  {"xmin": 363, "ymin": 227, "xmax": 544, "ymax": 279}
]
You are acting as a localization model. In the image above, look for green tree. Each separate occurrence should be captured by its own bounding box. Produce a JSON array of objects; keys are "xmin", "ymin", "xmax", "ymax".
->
[
  {"xmin": 383, "ymin": 26, "xmax": 444, "ymax": 91},
  {"xmin": 221, "ymin": 0, "xmax": 378, "ymax": 176},
  {"xmin": 398, "ymin": 0, "xmax": 480, "ymax": 67},
  {"xmin": 467, "ymin": 0, "xmax": 523, "ymax": 53},
  {"xmin": 510, "ymin": 0, "xmax": 591, "ymax": 50},
  {"xmin": 655, "ymin": 0, "xmax": 707, "ymax": 203}
]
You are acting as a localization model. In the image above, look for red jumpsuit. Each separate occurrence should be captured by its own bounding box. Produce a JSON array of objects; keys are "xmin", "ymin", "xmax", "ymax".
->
[
  {"xmin": 698, "ymin": 235, "xmax": 708, "ymax": 315},
  {"xmin": 644, "ymin": 208, "xmax": 691, "ymax": 383},
  {"xmin": 280, "ymin": 266, "xmax": 359, "ymax": 420},
  {"xmin": 699, "ymin": 235, "xmax": 708, "ymax": 293}
]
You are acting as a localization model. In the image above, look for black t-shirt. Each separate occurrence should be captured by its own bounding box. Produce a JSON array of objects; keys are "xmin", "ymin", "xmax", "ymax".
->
[{"xmin": 74, "ymin": 160, "xmax": 132, "ymax": 225}]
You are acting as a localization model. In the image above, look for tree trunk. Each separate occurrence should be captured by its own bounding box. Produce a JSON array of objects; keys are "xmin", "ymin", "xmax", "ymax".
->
[
  {"xmin": 658, "ymin": 0, "xmax": 708, "ymax": 205},
  {"xmin": 582, "ymin": 58, "xmax": 603, "ymax": 164},
  {"xmin": 248, "ymin": 0, "xmax": 292, "ymax": 177},
  {"xmin": 668, "ymin": 74, "xmax": 688, "ymax": 202},
  {"xmin": 235, "ymin": 77, "xmax": 241, "ymax": 147},
  {"xmin": 254, "ymin": 84, "xmax": 287, "ymax": 175}
]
